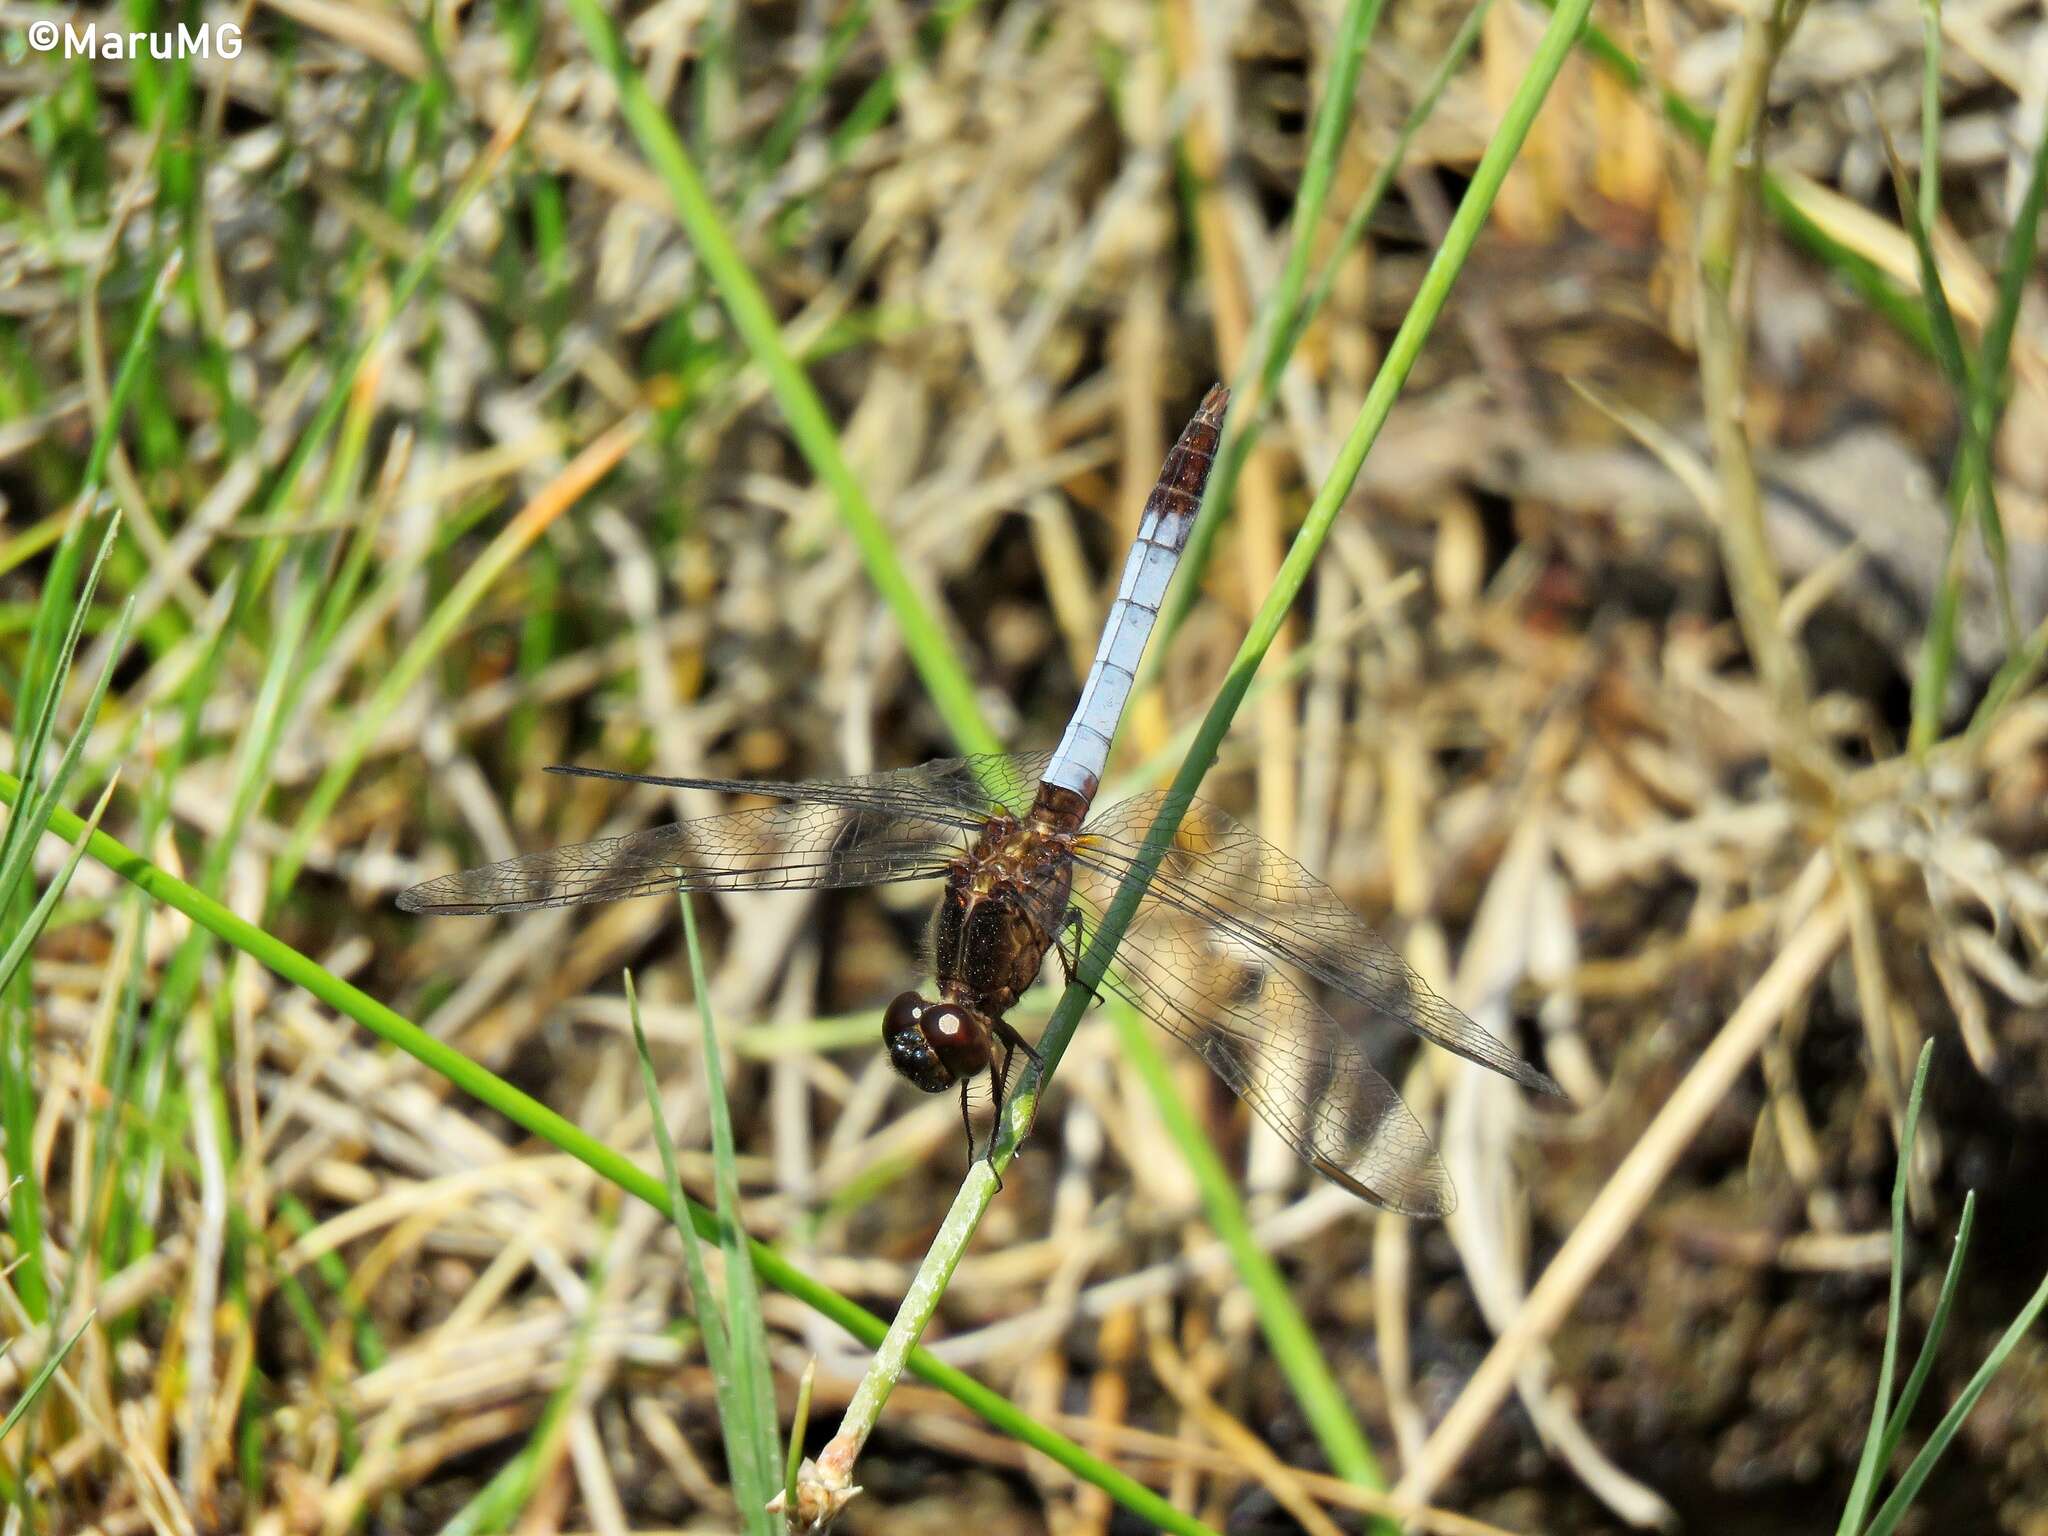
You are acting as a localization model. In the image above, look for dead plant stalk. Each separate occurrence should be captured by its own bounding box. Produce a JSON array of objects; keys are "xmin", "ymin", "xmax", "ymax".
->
[{"xmin": 1694, "ymin": 0, "xmax": 1830, "ymax": 800}]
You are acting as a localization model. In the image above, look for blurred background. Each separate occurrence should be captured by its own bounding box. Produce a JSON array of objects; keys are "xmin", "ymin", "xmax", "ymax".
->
[{"xmin": 5, "ymin": 0, "xmax": 2048, "ymax": 1529}]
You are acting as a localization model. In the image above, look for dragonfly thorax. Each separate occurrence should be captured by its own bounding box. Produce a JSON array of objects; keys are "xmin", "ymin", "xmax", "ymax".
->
[{"xmin": 882, "ymin": 991, "xmax": 993, "ymax": 1092}]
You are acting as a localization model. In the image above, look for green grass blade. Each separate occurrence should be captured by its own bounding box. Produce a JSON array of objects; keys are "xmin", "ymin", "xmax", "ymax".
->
[
  {"xmin": 1878, "ymin": 127, "xmax": 1977, "ymax": 411},
  {"xmin": 1879, "ymin": 126, "xmax": 2011, "ymax": 750},
  {"xmin": 278, "ymin": 1192, "xmax": 387, "ymax": 1373},
  {"xmin": 1967, "ymin": 613, "xmax": 2048, "ymax": 740},
  {"xmin": 1086, "ymin": 2, "xmax": 1398, "ymax": 1499},
  {"xmin": 1034, "ymin": 0, "xmax": 1602, "ymax": 1095},
  {"xmin": 1957, "ymin": 109, "xmax": 2048, "ymax": 739},
  {"xmin": 1871, "ymin": 1189, "xmax": 1974, "ymax": 1482},
  {"xmin": 126, "ymin": 566, "xmax": 322, "ymax": 1214},
  {"xmin": 750, "ymin": 0, "xmax": 873, "ymax": 176},
  {"xmin": 1881, "ymin": 110, "xmax": 2014, "ymax": 660},
  {"xmin": 1287, "ymin": 0, "xmax": 1493, "ymax": 364},
  {"xmin": 1, "ymin": 518, "xmax": 122, "ymax": 876},
  {"xmin": 1912, "ymin": 516, "xmax": 1973, "ymax": 752},
  {"xmin": 0, "ymin": 538, "xmax": 127, "ymax": 1325},
  {"xmin": 0, "ymin": 527, "xmax": 126, "ymax": 906},
  {"xmin": 105, "ymin": 570, "xmax": 248, "ymax": 1252},
  {"xmin": 558, "ymin": 0, "xmax": 1001, "ymax": 757},
  {"xmin": 0, "ymin": 1309, "xmax": 92, "ymax": 1444},
  {"xmin": 627, "ymin": 966, "xmax": 774, "ymax": 1534},
  {"xmin": 15, "ymin": 510, "xmax": 99, "ymax": 763},
  {"xmin": 1918, "ymin": 0, "xmax": 1942, "ymax": 237},
  {"xmin": 0, "ymin": 775, "xmax": 119, "ymax": 999},
  {"xmin": 784, "ymin": 1356, "xmax": 817, "ymax": 1516},
  {"xmin": 296, "ymin": 363, "xmax": 397, "ymax": 671},
  {"xmin": 824, "ymin": 0, "xmax": 979, "ymax": 170},
  {"xmin": 1975, "ymin": 107, "xmax": 2048, "ymax": 400},
  {"xmin": 680, "ymin": 895, "xmax": 783, "ymax": 1526},
  {"xmin": 15, "ymin": 250, "xmax": 177, "ymax": 728},
  {"xmin": 1838, "ymin": 1038, "xmax": 1934, "ymax": 1534},
  {"xmin": 1861, "ymin": 1263, "xmax": 2048, "ymax": 1536}
]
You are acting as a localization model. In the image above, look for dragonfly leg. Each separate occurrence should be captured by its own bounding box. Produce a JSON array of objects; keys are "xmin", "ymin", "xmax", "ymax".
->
[
  {"xmin": 1054, "ymin": 908, "xmax": 1108, "ymax": 1006},
  {"xmin": 959, "ymin": 1079, "xmax": 982, "ymax": 1175},
  {"xmin": 983, "ymin": 1034, "xmax": 1019, "ymax": 1193},
  {"xmin": 993, "ymin": 1015, "xmax": 1041, "ymax": 1065}
]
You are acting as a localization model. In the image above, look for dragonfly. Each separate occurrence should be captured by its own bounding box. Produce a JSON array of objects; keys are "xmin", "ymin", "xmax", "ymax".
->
[{"xmin": 398, "ymin": 384, "xmax": 1559, "ymax": 1215}]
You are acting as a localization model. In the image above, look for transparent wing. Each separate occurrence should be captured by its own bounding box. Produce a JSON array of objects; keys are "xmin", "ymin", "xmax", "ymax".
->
[
  {"xmin": 549, "ymin": 750, "xmax": 1054, "ymax": 820},
  {"xmin": 1072, "ymin": 791, "xmax": 1560, "ymax": 1096},
  {"xmin": 396, "ymin": 752, "xmax": 1051, "ymax": 916},
  {"xmin": 1064, "ymin": 864, "xmax": 1455, "ymax": 1216}
]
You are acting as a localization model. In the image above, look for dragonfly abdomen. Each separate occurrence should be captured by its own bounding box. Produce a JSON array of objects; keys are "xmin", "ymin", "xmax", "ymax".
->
[{"xmin": 1042, "ymin": 383, "xmax": 1228, "ymax": 805}]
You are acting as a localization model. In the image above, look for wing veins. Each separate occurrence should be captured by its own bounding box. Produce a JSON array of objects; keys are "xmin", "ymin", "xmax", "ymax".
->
[
  {"xmin": 1071, "ymin": 808, "xmax": 1558, "ymax": 1094},
  {"xmin": 544, "ymin": 764, "xmax": 992, "ymax": 829},
  {"xmin": 1066, "ymin": 882, "xmax": 1454, "ymax": 1216}
]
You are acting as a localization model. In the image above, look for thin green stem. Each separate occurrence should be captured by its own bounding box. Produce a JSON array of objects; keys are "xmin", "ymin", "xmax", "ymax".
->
[
  {"xmin": 1871, "ymin": 1190, "xmax": 1974, "ymax": 1480},
  {"xmin": 1959, "ymin": 109, "xmax": 2048, "ymax": 742},
  {"xmin": 1880, "ymin": 123, "xmax": 2007, "ymax": 752},
  {"xmin": 17, "ymin": 247, "xmax": 176, "ymax": 747},
  {"xmin": 680, "ymin": 896, "xmax": 782, "ymax": 1525},
  {"xmin": 0, "ymin": 777, "xmax": 119, "ymax": 999},
  {"xmin": 1839, "ymin": 1040, "xmax": 1934, "ymax": 1534},
  {"xmin": 1968, "ymin": 612, "xmax": 2048, "ymax": 742},
  {"xmin": 817, "ymin": 0, "xmax": 1600, "ymax": 1487},
  {"xmin": 1918, "ymin": 0, "xmax": 1942, "ymax": 238},
  {"xmin": 0, "ymin": 1311, "xmax": 93, "ymax": 1444},
  {"xmin": 629, "ymin": 966, "xmax": 773, "ymax": 1536}
]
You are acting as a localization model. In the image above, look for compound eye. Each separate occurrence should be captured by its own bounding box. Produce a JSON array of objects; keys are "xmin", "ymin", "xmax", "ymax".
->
[
  {"xmin": 881, "ymin": 991, "xmax": 926, "ymax": 1046},
  {"xmin": 882, "ymin": 991, "xmax": 956, "ymax": 1093}
]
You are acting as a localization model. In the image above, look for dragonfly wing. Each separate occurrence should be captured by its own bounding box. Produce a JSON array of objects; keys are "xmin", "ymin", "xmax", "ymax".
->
[
  {"xmin": 394, "ymin": 755, "xmax": 1047, "ymax": 914},
  {"xmin": 949, "ymin": 750, "xmax": 1056, "ymax": 818},
  {"xmin": 548, "ymin": 749, "xmax": 1055, "ymax": 821},
  {"xmin": 1064, "ymin": 869, "xmax": 1455, "ymax": 1215},
  {"xmin": 1072, "ymin": 792, "xmax": 1559, "ymax": 1096}
]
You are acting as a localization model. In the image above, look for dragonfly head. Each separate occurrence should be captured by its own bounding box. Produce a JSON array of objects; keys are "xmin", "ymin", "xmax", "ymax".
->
[{"xmin": 883, "ymin": 991, "xmax": 988, "ymax": 1092}]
